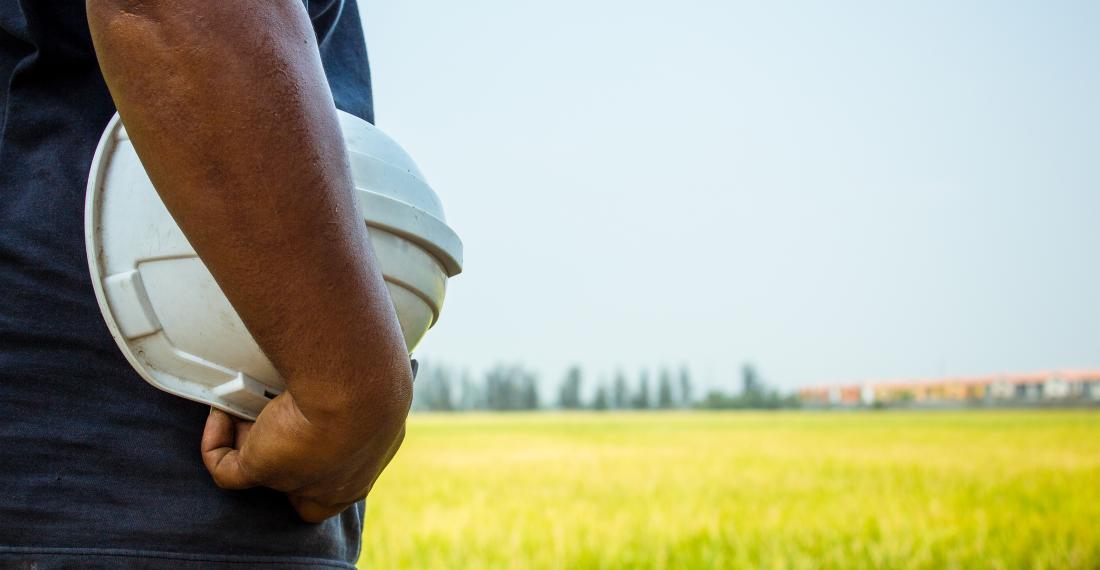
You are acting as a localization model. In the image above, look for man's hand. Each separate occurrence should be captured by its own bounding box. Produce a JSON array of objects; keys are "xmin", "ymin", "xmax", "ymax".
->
[{"xmin": 201, "ymin": 393, "xmax": 405, "ymax": 523}]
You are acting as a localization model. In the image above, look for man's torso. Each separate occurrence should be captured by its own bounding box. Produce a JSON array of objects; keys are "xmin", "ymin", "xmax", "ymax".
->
[{"xmin": 0, "ymin": 2, "xmax": 375, "ymax": 567}]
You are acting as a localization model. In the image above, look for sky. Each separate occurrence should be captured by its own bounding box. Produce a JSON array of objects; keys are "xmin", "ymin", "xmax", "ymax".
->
[{"xmin": 359, "ymin": 0, "xmax": 1100, "ymax": 394}]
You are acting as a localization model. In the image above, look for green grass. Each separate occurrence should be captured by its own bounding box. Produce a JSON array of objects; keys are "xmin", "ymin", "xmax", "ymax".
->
[{"xmin": 358, "ymin": 411, "xmax": 1100, "ymax": 569}]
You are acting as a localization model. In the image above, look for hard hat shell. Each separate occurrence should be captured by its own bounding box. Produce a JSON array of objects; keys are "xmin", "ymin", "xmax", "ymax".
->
[{"xmin": 85, "ymin": 111, "xmax": 462, "ymax": 420}]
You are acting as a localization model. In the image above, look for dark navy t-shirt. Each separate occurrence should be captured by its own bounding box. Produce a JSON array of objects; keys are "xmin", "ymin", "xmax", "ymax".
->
[{"xmin": 0, "ymin": 2, "xmax": 374, "ymax": 568}]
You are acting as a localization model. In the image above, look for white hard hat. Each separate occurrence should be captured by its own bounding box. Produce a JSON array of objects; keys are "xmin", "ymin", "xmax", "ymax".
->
[{"xmin": 85, "ymin": 111, "xmax": 463, "ymax": 420}]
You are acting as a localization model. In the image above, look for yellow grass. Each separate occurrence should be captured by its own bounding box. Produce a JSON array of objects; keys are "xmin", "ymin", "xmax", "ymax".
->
[{"xmin": 358, "ymin": 411, "xmax": 1100, "ymax": 569}]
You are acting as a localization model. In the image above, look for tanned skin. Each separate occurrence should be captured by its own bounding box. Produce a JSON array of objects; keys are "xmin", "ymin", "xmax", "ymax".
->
[{"xmin": 86, "ymin": 0, "xmax": 413, "ymax": 523}]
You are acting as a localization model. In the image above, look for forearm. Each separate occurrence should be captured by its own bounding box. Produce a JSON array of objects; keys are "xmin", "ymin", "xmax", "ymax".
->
[{"xmin": 87, "ymin": 0, "xmax": 412, "ymax": 424}]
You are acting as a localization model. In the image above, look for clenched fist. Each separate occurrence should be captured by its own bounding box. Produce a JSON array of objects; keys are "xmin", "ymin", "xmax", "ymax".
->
[{"xmin": 200, "ymin": 365, "xmax": 413, "ymax": 522}]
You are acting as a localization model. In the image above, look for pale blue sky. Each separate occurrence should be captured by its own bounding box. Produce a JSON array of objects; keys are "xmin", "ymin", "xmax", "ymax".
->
[{"xmin": 361, "ymin": 0, "xmax": 1100, "ymax": 393}]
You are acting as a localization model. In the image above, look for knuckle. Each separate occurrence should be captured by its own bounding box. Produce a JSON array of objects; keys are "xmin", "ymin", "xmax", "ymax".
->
[
  {"xmin": 236, "ymin": 455, "xmax": 268, "ymax": 485},
  {"xmin": 211, "ymin": 473, "xmax": 237, "ymax": 490}
]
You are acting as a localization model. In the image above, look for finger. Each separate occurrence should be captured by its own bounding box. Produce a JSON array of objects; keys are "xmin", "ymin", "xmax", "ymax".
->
[
  {"xmin": 201, "ymin": 408, "xmax": 255, "ymax": 490},
  {"xmin": 290, "ymin": 495, "xmax": 351, "ymax": 523},
  {"xmin": 234, "ymin": 418, "xmax": 253, "ymax": 449},
  {"xmin": 201, "ymin": 407, "xmax": 236, "ymax": 455}
]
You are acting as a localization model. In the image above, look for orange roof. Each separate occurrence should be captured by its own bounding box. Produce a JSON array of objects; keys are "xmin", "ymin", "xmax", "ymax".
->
[{"xmin": 803, "ymin": 369, "xmax": 1100, "ymax": 393}]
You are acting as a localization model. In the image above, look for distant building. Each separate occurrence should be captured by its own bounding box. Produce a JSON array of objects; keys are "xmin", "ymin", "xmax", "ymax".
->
[{"xmin": 798, "ymin": 370, "xmax": 1100, "ymax": 407}]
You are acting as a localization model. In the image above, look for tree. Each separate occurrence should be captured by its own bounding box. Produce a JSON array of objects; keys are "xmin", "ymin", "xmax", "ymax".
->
[
  {"xmin": 698, "ymin": 389, "xmax": 739, "ymax": 409},
  {"xmin": 740, "ymin": 363, "xmax": 762, "ymax": 407},
  {"xmin": 520, "ymin": 371, "xmax": 540, "ymax": 410},
  {"xmin": 412, "ymin": 362, "xmax": 454, "ymax": 411},
  {"xmin": 558, "ymin": 365, "xmax": 583, "ymax": 410},
  {"xmin": 592, "ymin": 385, "xmax": 609, "ymax": 411},
  {"xmin": 459, "ymin": 370, "xmax": 482, "ymax": 411},
  {"xmin": 484, "ymin": 364, "xmax": 539, "ymax": 411},
  {"xmin": 612, "ymin": 370, "xmax": 628, "ymax": 409},
  {"xmin": 692, "ymin": 364, "xmax": 800, "ymax": 410},
  {"xmin": 633, "ymin": 370, "xmax": 651, "ymax": 409},
  {"xmin": 483, "ymin": 366, "xmax": 511, "ymax": 411},
  {"xmin": 429, "ymin": 364, "xmax": 452, "ymax": 411},
  {"xmin": 657, "ymin": 368, "xmax": 674, "ymax": 409},
  {"xmin": 742, "ymin": 363, "xmax": 761, "ymax": 397},
  {"xmin": 678, "ymin": 366, "xmax": 693, "ymax": 408}
]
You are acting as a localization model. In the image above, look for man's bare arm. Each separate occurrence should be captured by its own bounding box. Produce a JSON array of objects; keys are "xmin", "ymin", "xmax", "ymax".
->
[{"xmin": 87, "ymin": 0, "xmax": 413, "ymax": 521}]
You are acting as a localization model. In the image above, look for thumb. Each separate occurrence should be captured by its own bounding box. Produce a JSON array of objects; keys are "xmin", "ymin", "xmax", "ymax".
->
[{"xmin": 201, "ymin": 408, "xmax": 256, "ymax": 490}]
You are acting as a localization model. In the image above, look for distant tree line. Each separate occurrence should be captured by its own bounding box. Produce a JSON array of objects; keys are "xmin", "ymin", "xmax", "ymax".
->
[
  {"xmin": 411, "ymin": 364, "xmax": 539, "ymax": 412},
  {"xmin": 412, "ymin": 361, "xmax": 800, "ymax": 412},
  {"xmin": 560, "ymin": 365, "xmax": 694, "ymax": 411},
  {"xmin": 695, "ymin": 364, "xmax": 801, "ymax": 410}
]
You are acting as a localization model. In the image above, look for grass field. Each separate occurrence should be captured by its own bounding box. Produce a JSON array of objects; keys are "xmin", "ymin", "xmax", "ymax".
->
[{"xmin": 358, "ymin": 411, "xmax": 1100, "ymax": 569}]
